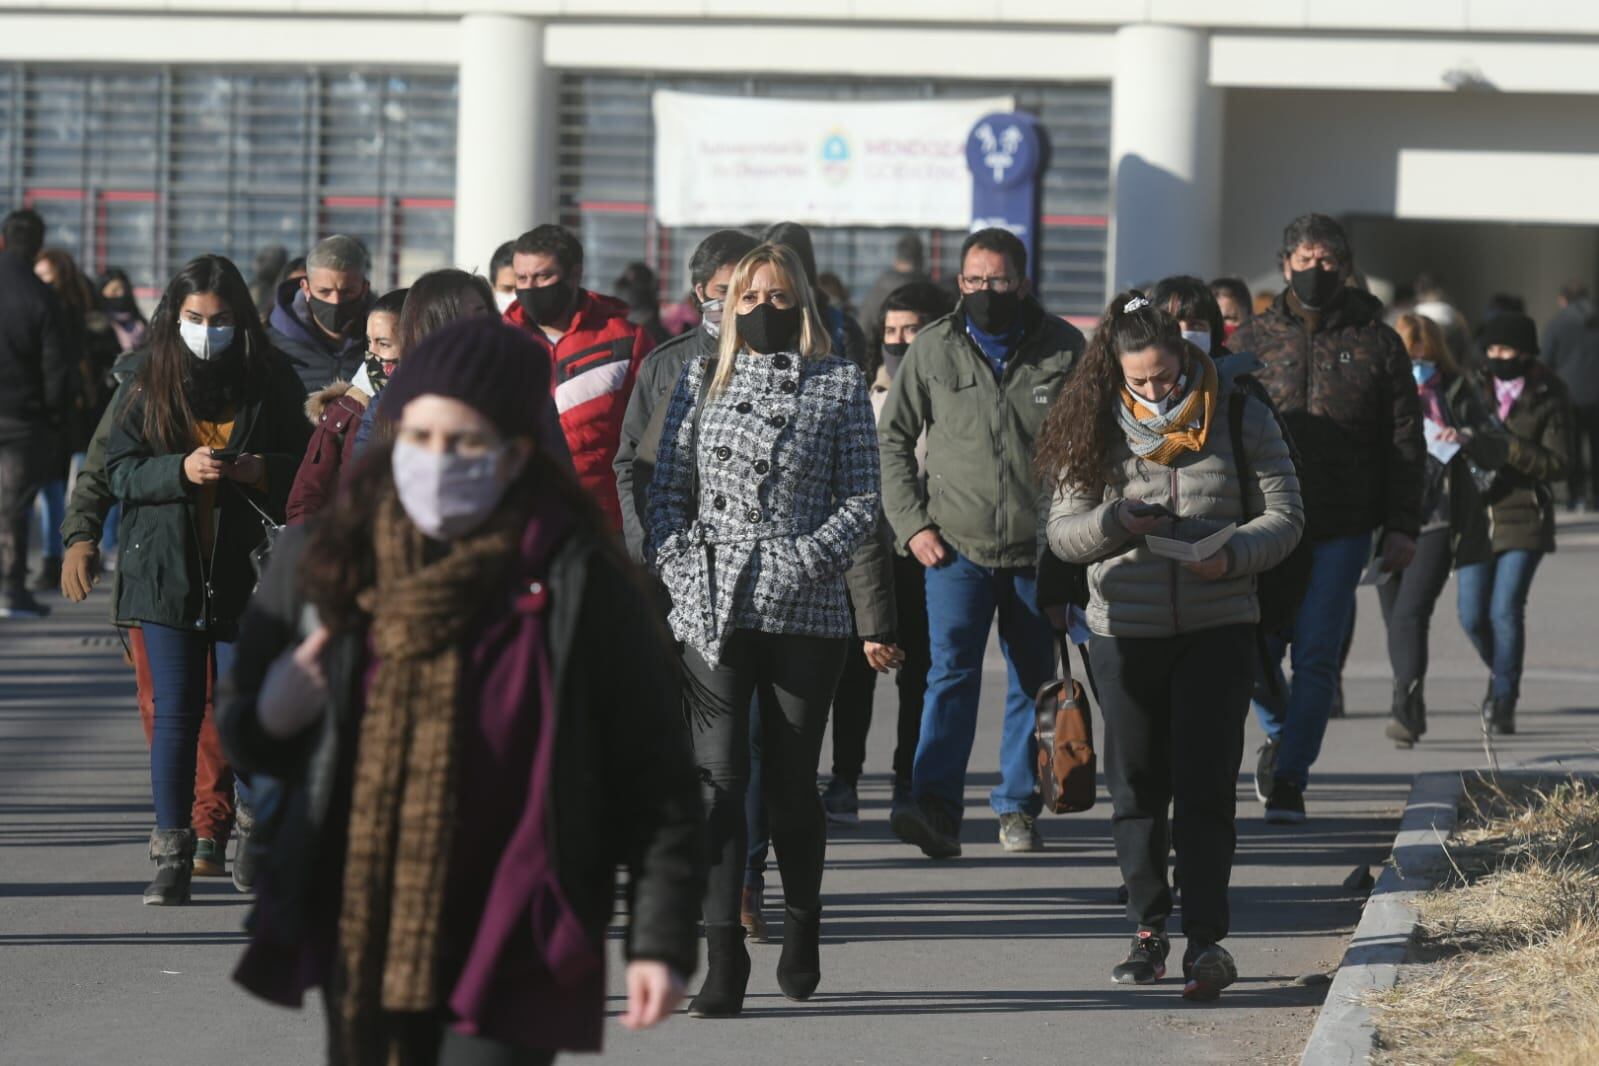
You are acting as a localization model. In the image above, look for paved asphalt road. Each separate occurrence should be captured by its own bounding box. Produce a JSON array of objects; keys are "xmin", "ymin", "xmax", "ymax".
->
[{"xmin": 4, "ymin": 518, "xmax": 1596, "ymax": 1065}]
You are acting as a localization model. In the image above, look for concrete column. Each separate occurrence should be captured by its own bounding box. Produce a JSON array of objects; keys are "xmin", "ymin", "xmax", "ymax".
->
[
  {"xmin": 453, "ymin": 14, "xmax": 552, "ymax": 272},
  {"xmin": 1108, "ymin": 24, "xmax": 1223, "ymax": 295}
]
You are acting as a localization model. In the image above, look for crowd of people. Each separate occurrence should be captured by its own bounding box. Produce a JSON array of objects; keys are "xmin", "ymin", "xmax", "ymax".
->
[{"xmin": 0, "ymin": 199, "xmax": 1580, "ymax": 1063}]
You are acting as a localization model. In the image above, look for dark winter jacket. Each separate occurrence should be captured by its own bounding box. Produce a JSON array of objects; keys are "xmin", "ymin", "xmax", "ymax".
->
[
  {"xmin": 105, "ymin": 342, "xmax": 312, "ymax": 638},
  {"xmin": 859, "ymin": 268, "xmax": 933, "ymax": 347},
  {"xmin": 217, "ymin": 520, "xmax": 705, "ymax": 986},
  {"xmin": 613, "ymin": 324, "xmax": 718, "ymax": 562},
  {"xmin": 1459, "ymin": 362, "xmax": 1570, "ymax": 558},
  {"xmin": 1540, "ymin": 301, "xmax": 1599, "ymax": 410},
  {"xmin": 1227, "ymin": 288, "xmax": 1425, "ymax": 543},
  {"xmin": 1415, "ymin": 373, "xmax": 1509, "ymax": 559},
  {"xmin": 61, "ymin": 351, "xmax": 147, "ymax": 550},
  {"xmin": 0, "ymin": 249, "xmax": 71, "ymax": 445},
  {"xmin": 284, "ymin": 380, "xmax": 368, "ymax": 524},
  {"xmin": 266, "ymin": 278, "xmax": 371, "ymax": 393},
  {"xmin": 505, "ymin": 290, "xmax": 655, "ymax": 532}
]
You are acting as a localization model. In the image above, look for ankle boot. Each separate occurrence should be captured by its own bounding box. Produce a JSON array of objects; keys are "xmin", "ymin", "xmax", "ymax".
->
[
  {"xmin": 143, "ymin": 828, "xmax": 196, "ymax": 906},
  {"xmin": 1384, "ymin": 680, "xmax": 1425, "ymax": 748},
  {"xmin": 688, "ymin": 923, "xmax": 750, "ymax": 1018},
  {"xmin": 1487, "ymin": 695, "xmax": 1517, "ymax": 736},
  {"xmin": 776, "ymin": 906, "xmax": 821, "ymax": 1001},
  {"xmin": 232, "ymin": 789, "xmax": 257, "ymax": 893}
]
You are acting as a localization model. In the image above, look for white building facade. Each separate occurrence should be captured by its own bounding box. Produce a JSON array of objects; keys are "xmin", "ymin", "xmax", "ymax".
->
[{"xmin": 3, "ymin": 1, "xmax": 1597, "ymax": 321}]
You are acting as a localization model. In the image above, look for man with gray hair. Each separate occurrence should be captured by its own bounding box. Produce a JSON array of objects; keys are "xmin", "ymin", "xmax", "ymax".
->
[{"xmin": 267, "ymin": 234, "xmax": 374, "ymax": 391}]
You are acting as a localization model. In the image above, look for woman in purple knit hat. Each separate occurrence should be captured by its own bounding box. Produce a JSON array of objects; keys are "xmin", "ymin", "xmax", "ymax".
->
[{"xmin": 219, "ymin": 314, "xmax": 704, "ymax": 1066}]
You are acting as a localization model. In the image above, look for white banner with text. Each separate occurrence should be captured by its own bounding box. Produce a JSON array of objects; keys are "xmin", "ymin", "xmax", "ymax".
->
[{"xmin": 651, "ymin": 90, "xmax": 1014, "ymax": 229}]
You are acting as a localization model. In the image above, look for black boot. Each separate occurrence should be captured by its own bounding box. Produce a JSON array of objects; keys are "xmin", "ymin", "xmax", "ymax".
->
[
  {"xmin": 143, "ymin": 828, "xmax": 196, "ymax": 906},
  {"xmin": 688, "ymin": 923, "xmax": 750, "ymax": 1018},
  {"xmin": 1385, "ymin": 680, "xmax": 1424, "ymax": 748},
  {"xmin": 1487, "ymin": 695, "xmax": 1517, "ymax": 736},
  {"xmin": 232, "ymin": 788, "xmax": 256, "ymax": 893},
  {"xmin": 776, "ymin": 906, "xmax": 821, "ymax": 1001}
]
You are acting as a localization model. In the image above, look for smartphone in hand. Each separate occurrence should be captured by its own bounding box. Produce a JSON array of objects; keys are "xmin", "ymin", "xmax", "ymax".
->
[{"xmin": 209, "ymin": 447, "xmax": 241, "ymax": 464}]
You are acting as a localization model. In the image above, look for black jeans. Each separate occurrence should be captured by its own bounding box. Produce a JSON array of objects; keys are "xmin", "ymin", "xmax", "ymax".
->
[
  {"xmin": 1089, "ymin": 624, "xmax": 1255, "ymax": 944},
  {"xmin": 890, "ymin": 553, "xmax": 930, "ymax": 787},
  {"xmin": 1570, "ymin": 404, "xmax": 1599, "ymax": 505},
  {"xmin": 828, "ymin": 628, "xmax": 876, "ymax": 781},
  {"xmin": 0, "ymin": 432, "xmax": 48, "ymax": 595},
  {"xmin": 1376, "ymin": 527, "xmax": 1453, "ymax": 688},
  {"xmin": 684, "ymin": 630, "xmax": 846, "ymax": 924}
]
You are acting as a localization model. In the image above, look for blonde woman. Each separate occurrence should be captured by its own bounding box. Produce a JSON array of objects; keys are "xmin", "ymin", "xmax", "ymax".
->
[{"xmin": 647, "ymin": 243, "xmax": 879, "ymax": 1018}]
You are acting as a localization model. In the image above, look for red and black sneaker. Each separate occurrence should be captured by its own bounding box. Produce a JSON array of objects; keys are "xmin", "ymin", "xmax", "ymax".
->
[
  {"xmin": 1111, "ymin": 929, "xmax": 1170, "ymax": 985},
  {"xmin": 1181, "ymin": 942, "xmax": 1238, "ymax": 1001}
]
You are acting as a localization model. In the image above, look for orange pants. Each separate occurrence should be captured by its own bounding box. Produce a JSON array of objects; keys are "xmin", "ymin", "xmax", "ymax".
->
[{"xmin": 129, "ymin": 626, "xmax": 235, "ymax": 844}]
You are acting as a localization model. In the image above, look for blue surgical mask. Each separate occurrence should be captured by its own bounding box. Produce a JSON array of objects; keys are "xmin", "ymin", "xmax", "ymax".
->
[
  {"xmin": 178, "ymin": 319, "xmax": 235, "ymax": 361},
  {"xmin": 1411, "ymin": 360, "xmax": 1438, "ymax": 386},
  {"xmin": 1180, "ymin": 329, "xmax": 1211, "ymax": 355}
]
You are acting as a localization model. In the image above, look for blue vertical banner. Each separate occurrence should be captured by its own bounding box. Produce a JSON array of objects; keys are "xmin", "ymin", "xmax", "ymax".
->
[{"xmin": 965, "ymin": 112, "xmax": 1045, "ymax": 286}]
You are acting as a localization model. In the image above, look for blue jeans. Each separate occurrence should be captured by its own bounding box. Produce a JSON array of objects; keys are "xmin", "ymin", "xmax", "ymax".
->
[
  {"xmin": 143, "ymin": 624, "xmax": 244, "ymax": 830},
  {"xmin": 1456, "ymin": 549, "xmax": 1543, "ymax": 702},
  {"xmin": 35, "ymin": 478, "xmax": 65, "ymax": 560},
  {"xmin": 1252, "ymin": 533, "xmax": 1370, "ymax": 790},
  {"xmin": 913, "ymin": 551, "xmax": 1054, "ymax": 820}
]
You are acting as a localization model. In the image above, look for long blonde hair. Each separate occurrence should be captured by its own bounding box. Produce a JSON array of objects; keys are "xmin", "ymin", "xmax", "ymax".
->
[{"xmin": 710, "ymin": 243, "xmax": 831, "ymax": 397}]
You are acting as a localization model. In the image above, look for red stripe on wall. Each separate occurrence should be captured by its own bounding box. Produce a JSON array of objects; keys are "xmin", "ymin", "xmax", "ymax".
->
[
  {"xmin": 398, "ymin": 197, "xmax": 454, "ymax": 210},
  {"xmin": 322, "ymin": 195, "xmax": 382, "ymax": 209},
  {"xmin": 25, "ymin": 188, "xmax": 86, "ymax": 202},
  {"xmin": 1042, "ymin": 214, "xmax": 1109, "ymax": 228},
  {"xmin": 577, "ymin": 200, "xmax": 649, "ymax": 215},
  {"xmin": 101, "ymin": 190, "xmax": 158, "ymax": 203}
]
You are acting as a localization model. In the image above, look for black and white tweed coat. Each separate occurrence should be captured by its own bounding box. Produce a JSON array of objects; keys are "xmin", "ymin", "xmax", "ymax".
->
[{"xmin": 646, "ymin": 349, "xmax": 880, "ymax": 667}]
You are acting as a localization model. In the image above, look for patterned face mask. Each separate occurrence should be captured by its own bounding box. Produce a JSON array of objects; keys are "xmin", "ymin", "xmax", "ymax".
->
[{"xmin": 700, "ymin": 298, "xmax": 724, "ymax": 339}]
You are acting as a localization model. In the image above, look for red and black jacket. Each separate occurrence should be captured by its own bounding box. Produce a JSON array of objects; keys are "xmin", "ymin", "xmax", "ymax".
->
[{"xmin": 505, "ymin": 290, "xmax": 654, "ymax": 530}]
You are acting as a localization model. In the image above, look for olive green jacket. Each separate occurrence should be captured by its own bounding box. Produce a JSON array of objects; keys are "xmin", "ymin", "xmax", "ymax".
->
[{"xmin": 878, "ymin": 298, "xmax": 1084, "ymax": 569}]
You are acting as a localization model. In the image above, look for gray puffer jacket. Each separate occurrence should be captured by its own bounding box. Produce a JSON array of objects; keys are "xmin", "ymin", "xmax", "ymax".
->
[{"xmin": 1046, "ymin": 353, "xmax": 1305, "ymax": 639}]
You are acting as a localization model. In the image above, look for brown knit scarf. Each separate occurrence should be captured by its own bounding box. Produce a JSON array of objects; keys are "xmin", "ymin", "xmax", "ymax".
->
[{"xmin": 336, "ymin": 487, "xmax": 522, "ymax": 1066}]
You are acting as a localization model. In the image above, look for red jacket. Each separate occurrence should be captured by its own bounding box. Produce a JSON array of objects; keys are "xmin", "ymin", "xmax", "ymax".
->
[
  {"xmin": 505, "ymin": 290, "xmax": 654, "ymax": 529},
  {"xmin": 285, "ymin": 381, "xmax": 369, "ymax": 524}
]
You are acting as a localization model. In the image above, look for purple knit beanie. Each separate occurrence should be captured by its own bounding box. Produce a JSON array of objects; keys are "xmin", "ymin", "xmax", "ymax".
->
[{"xmin": 380, "ymin": 315, "xmax": 552, "ymax": 438}]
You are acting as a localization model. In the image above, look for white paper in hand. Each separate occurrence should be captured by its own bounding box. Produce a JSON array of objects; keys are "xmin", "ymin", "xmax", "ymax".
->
[
  {"xmin": 1144, "ymin": 523, "xmax": 1236, "ymax": 563},
  {"xmin": 1359, "ymin": 553, "xmax": 1394, "ymax": 586},
  {"xmin": 1424, "ymin": 419, "xmax": 1461, "ymax": 465}
]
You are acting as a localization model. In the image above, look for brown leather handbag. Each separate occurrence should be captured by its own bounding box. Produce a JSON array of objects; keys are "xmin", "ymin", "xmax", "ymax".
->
[{"xmin": 1035, "ymin": 633, "xmax": 1097, "ymax": 814}]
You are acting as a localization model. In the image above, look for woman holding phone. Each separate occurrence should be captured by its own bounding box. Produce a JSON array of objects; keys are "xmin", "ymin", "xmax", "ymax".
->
[
  {"xmin": 106, "ymin": 255, "xmax": 310, "ymax": 905},
  {"xmin": 1039, "ymin": 293, "xmax": 1303, "ymax": 999}
]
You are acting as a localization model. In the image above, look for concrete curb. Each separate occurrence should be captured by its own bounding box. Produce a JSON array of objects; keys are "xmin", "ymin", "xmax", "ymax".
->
[{"xmin": 1299, "ymin": 771, "xmax": 1466, "ymax": 1066}]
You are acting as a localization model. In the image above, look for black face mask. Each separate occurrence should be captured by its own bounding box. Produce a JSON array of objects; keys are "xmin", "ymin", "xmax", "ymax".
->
[
  {"xmin": 1487, "ymin": 357, "xmax": 1528, "ymax": 381},
  {"xmin": 880, "ymin": 341, "xmax": 910, "ymax": 379},
  {"xmin": 516, "ymin": 282, "xmax": 576, "ymax": 326},
  {"xmin": 738, "ymin": 303, "xmax": 803, "ymax": 355},
  {"xmin": 964, "ymin": 289, "xmax": 1021, "ymax": 334},
  {"xmin": 308, "ymin": 294, "xmax": 363, "ymax": 337},
  {"xmin": 1289, "ymin": 267, "xmax": 1342, "ymax": 310},
  {"xmin": 103, "ymin": 294, "xmax": 136, "ymax": 315}
]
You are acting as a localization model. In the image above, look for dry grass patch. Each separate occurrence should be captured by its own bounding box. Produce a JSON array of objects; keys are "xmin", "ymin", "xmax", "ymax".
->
[{"xmin": 1371, "ymin": 775, "xmax": 1599, "ymax": 1066}]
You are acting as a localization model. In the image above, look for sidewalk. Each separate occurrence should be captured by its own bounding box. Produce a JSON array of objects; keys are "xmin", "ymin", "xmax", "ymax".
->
[{"xmin": 2, "ymin": 522, "xmax": 1595, "ymax": 1064}]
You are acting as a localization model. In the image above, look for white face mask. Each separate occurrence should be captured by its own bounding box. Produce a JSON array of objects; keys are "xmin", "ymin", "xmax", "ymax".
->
[
  {"xmin": 1180, "ymin": 329, "xmax": 1211, "ymax": 355},
  {"xmin": 391, "ymin": 439, "xmax": 510, "ymax": 540},
  {"xmin": 179, "ymin": 319, "xmax": 235, "ymax": 361},
  {"xmin": 493, "ymin": 290, "xmax": 516, "ymax": 316},
  {"xmin": 700, "ymin": 297, "xmax": 724, "ymax": 340}
]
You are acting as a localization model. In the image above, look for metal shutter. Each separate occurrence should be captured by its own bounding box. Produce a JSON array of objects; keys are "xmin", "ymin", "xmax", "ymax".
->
[
  {"xmin": 0, "ymin": 64, "xmax": 457, "ymax": 301},
  {"xmin": 556, "ymin": 74, "xmax": 1110, "ymax": 324}
]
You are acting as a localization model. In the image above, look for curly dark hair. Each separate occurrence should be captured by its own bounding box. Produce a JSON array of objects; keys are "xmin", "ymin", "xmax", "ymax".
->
[{"xmin": 1033, "ymin": 291, "xmax": 1183, "ymax": 495}]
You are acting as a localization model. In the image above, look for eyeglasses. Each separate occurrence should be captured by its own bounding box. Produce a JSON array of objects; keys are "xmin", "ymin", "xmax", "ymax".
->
[{"xmin": 960, "ymin": 275, "xmax": 1017, "ymax": 293}]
